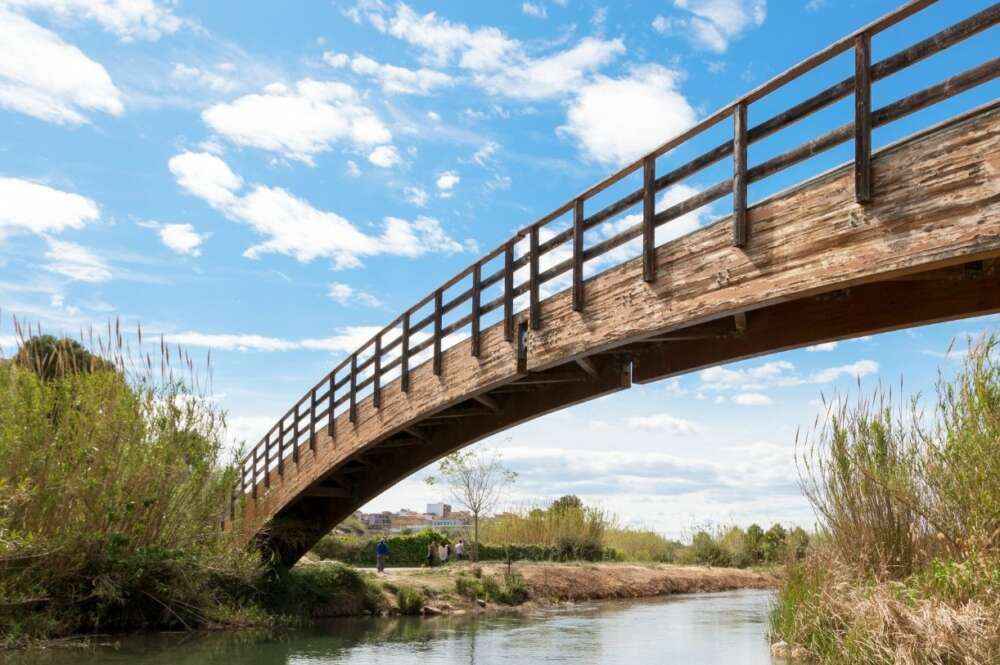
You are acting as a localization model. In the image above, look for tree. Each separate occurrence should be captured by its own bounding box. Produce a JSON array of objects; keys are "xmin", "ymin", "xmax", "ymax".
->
[
  {"xmin": 426, "ymin": 449, "xmax": 516, "ymax": 561},
  {"xmin": 550, "ymin": 495, "xmax": 583, "ymax": 513},
  {"xmin": 14, "ymin": 335, "xmax": 111, "ymax": 381}
]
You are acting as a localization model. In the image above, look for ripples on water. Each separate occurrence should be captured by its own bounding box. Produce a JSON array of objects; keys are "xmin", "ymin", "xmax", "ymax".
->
[{"xmin": 12, "ymin": 590, "xmax": 787, "ymax": 665}]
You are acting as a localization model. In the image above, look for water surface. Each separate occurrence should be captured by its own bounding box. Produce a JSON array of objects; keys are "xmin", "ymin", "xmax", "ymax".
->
[{"xmin": 14, "ymin": 590, "xmax": 786, "ymax": 665}]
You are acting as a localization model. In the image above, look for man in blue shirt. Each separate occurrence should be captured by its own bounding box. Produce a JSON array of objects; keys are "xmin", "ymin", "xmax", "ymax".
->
[{"xmin": 376, "ymin": 539, "xmax": 389, "ymax": 573}]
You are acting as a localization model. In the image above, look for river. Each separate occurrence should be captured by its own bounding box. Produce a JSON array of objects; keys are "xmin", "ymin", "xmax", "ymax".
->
[{"xmin": 12, "ymin": 590, "xmax": 787, "ymax": 664}]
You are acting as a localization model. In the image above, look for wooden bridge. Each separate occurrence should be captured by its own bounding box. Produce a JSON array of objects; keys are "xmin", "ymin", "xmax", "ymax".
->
[{"xmin": 227, "ymin": 1, "xmax": 1000, "ymax": 566}]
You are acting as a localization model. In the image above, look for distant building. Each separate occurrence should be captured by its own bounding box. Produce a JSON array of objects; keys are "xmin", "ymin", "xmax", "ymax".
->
[
  {"xmin": 426, "ymin": 502, "xmax": 451, "ymax": 517},
  {"xmin": 390, "ymin": 513, "xmax": 432, "ymax": 533},
  {"xmin": 432, "ymin": 518, "xmax": 467, "ymax": 529},
  {"xmin": 360, "ymin": 511, "xmax": 392, "ymax": 532}
]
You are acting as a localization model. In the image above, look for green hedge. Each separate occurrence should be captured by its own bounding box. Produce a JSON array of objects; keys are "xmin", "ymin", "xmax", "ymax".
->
[{"xmin": 312, "ymin": 530, "xmax": 624, "ymax": 566}]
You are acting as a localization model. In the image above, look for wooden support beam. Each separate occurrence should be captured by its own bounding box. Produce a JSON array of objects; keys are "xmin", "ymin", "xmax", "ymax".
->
[
  {"xmin": 349, "ymin": 354, "xmax": 357, "ymax": 424},
  {"xmin": 855, "ymin": 31, "xmax": 872, "ymax": 204},
  {"xmin": 401, "ymin": 312, "xmax": 410, "ymax": 393},
  {"xmin": 433, "ymin": 289, "xmax": 443, "ymax": 376},
  {"xmin": 733, "ymin": 101, "xmax": 748, "ymax": 247},
  {"xmin": 373, "ymin": 333, "xmax": 382, "ymax": 409},
  {"xmin": 378, "ymin": 438, "xmax": 422, "ymax": 449},
  {"xmin": 517, "ymin": 320, "xmax": 528, "ymax": 374},
  {"xmin": 472, "ymin": 393, "xmax": 501, "ymax": 413},
  {"xmin": 471, "ymin": 262, "xmax": 482, "ymax": 357},
  {"xmin": 642, "ymin": 155, "xmax": 656, "ymax": 282},
  {"xmin": 307, "ymin": 486, "xmax": 352, "ymax": 499},
  {"xmin": 425, "ymin": 407, "xmax": 494, "ymax": 420},
  {"xmin": 402, "ymin": 427, "xmax": 430, "ymax": 443},
  {"xmin": 734, "ymin": 312, "xmax": 748, "ymax": 335},
  {"xmin": 572, "ymin": 198, "xmax": 584, "ymax": 311},
  {"xmin": 575, "ymin": 356, "xmax": 600, "ymax": 379},
  {"xmin": 516, "ymin": 371, "xmax": 589, "ymax": 385},
  {"xmin": 529, "ymin": 226, "xmax": 541, "ymax": 329}
]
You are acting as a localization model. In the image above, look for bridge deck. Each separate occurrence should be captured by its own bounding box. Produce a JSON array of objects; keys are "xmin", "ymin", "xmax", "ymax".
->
[{"xmin": 226, "ymin": 2, "xmax": 1000, "ymax": 566}]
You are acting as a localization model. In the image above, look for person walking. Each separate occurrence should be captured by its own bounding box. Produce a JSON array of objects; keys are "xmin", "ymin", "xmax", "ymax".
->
[
  {"xmin": 376, "ymin": 539, "xmax": 389, "ymax": 573},
  {"xmin": 439, "ymin": 542, "xmax": 448, "ymax": 564},
  {"xmin": 426, "ymin": 541, "xmax": 435, "ymax": 567},
  {"xmin": 455, "ymin": 539, "xmax": 465, "ymax": 561}
]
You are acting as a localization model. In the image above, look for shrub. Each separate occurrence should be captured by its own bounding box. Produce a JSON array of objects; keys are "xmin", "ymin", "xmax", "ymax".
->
[
  {"xmin": 395, "ymin": 587, "xmax": 424, "ymax": 615},
  {"xmin": 454, "ymin": 576, "xmax": 485, "ymax": 600},
  {"xmin": 263, "ymin": 563, "xmax": 385, "ymax": 618}
]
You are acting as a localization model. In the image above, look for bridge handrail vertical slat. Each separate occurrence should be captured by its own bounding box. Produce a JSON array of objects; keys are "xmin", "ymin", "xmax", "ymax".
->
[
  {"xmin": 855, "ymin": 30, "xmax": 873, "ymax": 204},
  {"xmin": 529, "ymin": 227, "xmax": 540, "ymax": 330},
  {"xmin": 572, "ymin": 198, "xmax": 585, "ymax": 312},
  {"xmin": 471, "ymin": 262, "xmax": 482, "ymax": 357}
]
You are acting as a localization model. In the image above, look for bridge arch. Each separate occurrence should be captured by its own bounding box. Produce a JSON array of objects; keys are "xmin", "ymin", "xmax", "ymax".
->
[{"xmin": 226, "ymin": 2, "xmax": 1000, "ymax": 567}]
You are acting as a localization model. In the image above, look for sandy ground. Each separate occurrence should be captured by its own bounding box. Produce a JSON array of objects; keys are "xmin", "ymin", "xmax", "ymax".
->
[{"xmin": 363, "ymin": 561, "xmax": 777, "ymax": 604}]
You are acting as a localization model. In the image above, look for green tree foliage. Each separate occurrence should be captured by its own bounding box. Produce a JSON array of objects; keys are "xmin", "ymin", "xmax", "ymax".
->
[{"xmin": 13, "ymin": 335, "xmax": 112, "ymax": 381}]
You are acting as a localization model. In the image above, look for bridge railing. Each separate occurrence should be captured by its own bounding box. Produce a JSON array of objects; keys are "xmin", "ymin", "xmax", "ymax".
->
[{"xmin": 230, "ymin": 0, "xmax": 1000, "ymax": 518}]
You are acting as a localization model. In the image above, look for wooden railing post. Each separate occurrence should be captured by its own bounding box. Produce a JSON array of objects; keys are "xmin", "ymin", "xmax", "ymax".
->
[
  {"xmin": 250, "ymin": 454, "xmax": 258, "ymax": 499},
  {"xmin": 373, "ymin": 333, "xmax": 382, "ymax": 409},
  {"xmin": 572, "ymin": 198, "xmax": 584, "ymax": 311},
  {"xmin": 503, "ymin": 242, "xmax": 514, "ymax": 342},
  {"xmin": 401, "ymin": 312, "xmax": 410, "ymax": 392},
  {"xmin": 292, "ymin": 403, "xmax": 300, "ymax": 465},
  {"xmin": 349, "ymin": 354, "xmax": 357, "ymax": 424},
  {"xmin": 642, "ymin": 155, "xmax": 656, "ymax": 282},
  {"xmin": 471, "ymin": 262, "xmax": 482, "ymax": 357},
  {"xmin": 433, "ymin": 289, "xmax": 443, "ymax": 375},
  {"xmin": 263, "ymin": 429, "xmax": 271, "ymax": 488},
  {"xmin": 277, "ymin": 418, "xmax": 286, "ymax": 477},
  {"xmin": 327, "ymin": 372, "xmax": 335, "ymax": 439},
  {"xmin": 733, "ymin": 101, "xmax": 749, "ymax": 248},
  {"xmin": 855, "ymin": 31, "xmax": 872, "ymax": 204},
  {"xmin": 529, "ymin": 226, "xmax": 541, "ymax": 329},
  {"xmin": 309, "ymin": 389, "xmax": 317, "ymax": 451}
]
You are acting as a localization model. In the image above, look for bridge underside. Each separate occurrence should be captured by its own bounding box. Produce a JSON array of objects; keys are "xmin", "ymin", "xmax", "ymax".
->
[{"xmin": 239, "ymin": 103, "xmax": 1000, "ymax": 568}]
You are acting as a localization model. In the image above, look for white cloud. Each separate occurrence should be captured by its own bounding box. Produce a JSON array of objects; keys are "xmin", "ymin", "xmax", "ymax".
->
[
  {"xmin": 663, "ymin": 0, "xmax": 767, "ymax": 53},
  {"xmin": 0, "ymin": 177, "xmax": 99, "ymax": 235},
  {"xmin": 522, "ymin": 2, "xmax": 547, "ymax": 18},
  {"xmin": 345, "ymin": 160, "xmax": 361, "ymax": 177},
  {"xmin": 435, "ymin": 171, "xmax": 460, "ymax": 191},
  {"xmin": 202, "ymin": 79, "xmax": 392, "ymax": 165},
  {"xmin": 345, "ymin": 53, "xmax": 455, "ymax": 95},
  {"xmin": 169, "ymin": 151, "xmax": 469, "ymax": 268},
  {"xmin": 700, "ymin": 358, "xmax": 879, "ymax": 391},
  {"xmin": 163, "ymin": 326, "xmax": 383, "ymax": 353},
  {"xmin": 44, "ymin": 237, "xmax": 111, "ymax": 282},
  {"xmin": 625, "ymin": 413, "xmax": 701, "ymax": 435},
  {"xmin": 323, "ymin": 52, "xmax": 350, "ymax": 68},
  {"xmin": 475, "ymin": 36, "xmax": 625, "ymax": 100},
  {"xmin": 805, "ymin": 0, "xmax": 828, "ymax": 11},
  {"xmin": 806, "ymin": 341, "xmax": 837, "ymax": 352},
  {"xmin": 404, "ymin": 186, "xmax": 428, "ymax": 207},
  {"xmin": 472, "ymin": 141, "xmax": 500, "ymax": 168},
  {"xmin": 367, "ymin": 144, "xmax": 401, "ymax": 168},
  {"xmin": 328, "ymin": 282, "xmax": 382, "ymax": 308},
  {"xmin": 560, "ymin": 63, "xmax": 696, "ymax": 165},
  {"xmin": 158, "ymin": 223, "xmax": 205, "ymax": 256},
  {"xmin": 168, "ymin": 151, "xmax": 244, "ymax": 207},
  {"xmin": 733, "ymin": 392, "xmax": 772, "ymax": 406},
  {"xmin": 0, "ymin": 8, "xmax": 124, "ymax": 124},
  {"xmin": 6, "ymin": 0, "xmax": 182, "ymax": 41},
  {"xmin": 170, "ymin": 63, "xmax": 238, "ymax": 93}
]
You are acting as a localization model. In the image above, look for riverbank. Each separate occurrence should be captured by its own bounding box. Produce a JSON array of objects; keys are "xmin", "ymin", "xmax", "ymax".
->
[{"xmin": 291, "ymin": 560, "xmax": 777, "ymax": 618}]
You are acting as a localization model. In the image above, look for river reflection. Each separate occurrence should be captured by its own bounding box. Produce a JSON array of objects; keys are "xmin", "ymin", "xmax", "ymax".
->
[{"xmin": 12, "ymin": 590, "xmax": 787, "ymax": 665}]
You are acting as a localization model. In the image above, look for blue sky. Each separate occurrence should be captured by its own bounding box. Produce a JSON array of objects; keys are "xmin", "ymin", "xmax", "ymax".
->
[{"xmin": 1, "ymin": 0, "xmax": 998, "ymax": 536}]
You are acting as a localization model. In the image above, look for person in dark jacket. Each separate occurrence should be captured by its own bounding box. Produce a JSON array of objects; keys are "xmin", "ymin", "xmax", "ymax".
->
[{"xmin": 376, "ymin": 539, "xmax": 389, "ymax": 573}]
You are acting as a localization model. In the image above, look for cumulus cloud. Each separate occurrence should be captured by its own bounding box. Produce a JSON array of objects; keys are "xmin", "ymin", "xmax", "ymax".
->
[
  {"xmin": 0, "ymin": 177, "xmax": 99, "ymax": 235},
  {"xmin": 159, "ymin": 223, "xmax": 206, "ymax": 256},
  {"xmin": 404, "ymin": 186, "xmax": 428, "ymax": 207},
  {"xmin": 367, "ymin": 144, "xmax": 401, "ymax": 167},
  {"xmin": 170, "ymin": 63, "xmax": 238, "ymax": 93},
  {"xmin": 169, "ymin": 151, "xmax": 469, "ymax": 268},
  {"xmin": 654, "ymin": 0, "xmax": 767, "ymax": 53},
  {"xmin": 328, "ymin": 282, "xmax": 382, "ymax": 307},
  {"xmin": 6, "ymin": 0, "xmax": 183, "ymax": 41},
  {"xmin": 522, "ymin": 2, "xmax": 547, "ymax": 18},
  {"xmin": 202, "ymin": 79, "xmax": 393, "ymax": 165},
  {"xmin": 0, "ymin": 8, "xmax": 124, "ymax": 124},
  {"xmin": 733, "ymin": 392, "xmax": 772, "ymax": 406},
  {"xmin": 559, "ymin": 63, "xmax": 696, "ymax": 165},
  {"xmin": 44, "ymin": 237, "xmax": 111, "ymax": 282},
  {"xmin": 331, "ymin": 52, "xmax": 455, "ymax": 95},
  {"xmin": 162, "ymin": 326, "xmax": 383, "ymax": 353},
  {"xmin": 435, "ymin": 171, "xmax": 460, "ymax": 191},
  {"xmin": 700, "ymin": 358, "xmax": 879, "ymax": 391},
  {"xmin": 625, "ymin": 413, "xmax": 701, "ymax": 435}
]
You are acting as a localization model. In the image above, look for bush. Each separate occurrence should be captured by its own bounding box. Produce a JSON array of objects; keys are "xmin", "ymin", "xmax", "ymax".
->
[
  {"xmin": 263, "ymin": 563, "xmax": 385, "ymax": 618},
  {"xmin": 312, "ymin": 529, "xmax": 448, "ymax": 567},
  {"xmin": 395, "ymin": 587, "xmax": 424, "ymax": 615},
  {"xmin": 0, "ymin": 331, "xmax": 261, "ymax": 645},
  {"xmin": 482, "ymin": 572, "xmax": 529, "ymax": 605},
  {"xmin": 454, "ymin": 576, "xmax": 485, "ymax": 600}
]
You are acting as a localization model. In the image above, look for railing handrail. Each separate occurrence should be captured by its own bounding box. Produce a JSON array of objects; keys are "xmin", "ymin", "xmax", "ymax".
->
[{"xmin": 228, "ymin": 0, "xmax": 1000, "ymax": 518}]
